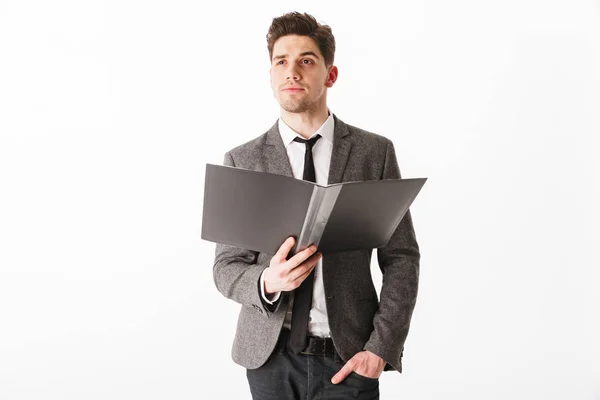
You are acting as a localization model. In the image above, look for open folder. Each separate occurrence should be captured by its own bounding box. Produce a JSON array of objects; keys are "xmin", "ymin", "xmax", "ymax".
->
[{"xmin": 201, "ymin": 164, "xmax": 427, "ymax": 255}]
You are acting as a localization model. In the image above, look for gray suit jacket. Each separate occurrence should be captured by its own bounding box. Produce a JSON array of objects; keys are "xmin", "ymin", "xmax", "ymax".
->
[{"xmin": 212, "ymin": 114, "xmax": 420, "ymax": 372}]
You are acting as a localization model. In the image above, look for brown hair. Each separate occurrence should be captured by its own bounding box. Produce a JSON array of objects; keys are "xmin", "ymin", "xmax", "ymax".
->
[{"xmin": 266, "ymin": 12, "xmax": 336, "ymax": 67}]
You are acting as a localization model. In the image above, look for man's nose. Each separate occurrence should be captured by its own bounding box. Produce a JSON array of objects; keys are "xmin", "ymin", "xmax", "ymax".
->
[{"xmin": 286, "ymin": 64, "xmax": 300, "ymax": 81}]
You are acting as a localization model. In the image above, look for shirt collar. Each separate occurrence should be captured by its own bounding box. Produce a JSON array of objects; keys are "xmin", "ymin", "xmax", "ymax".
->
[{"xmin": 278, "ymin": 110, "xmax": 335, "ymax": 148}]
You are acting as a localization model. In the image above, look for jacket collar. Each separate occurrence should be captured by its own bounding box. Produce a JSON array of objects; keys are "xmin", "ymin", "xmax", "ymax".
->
[{"xmin": 263, "ymin": 113, "xmax": 352, "ymax": 185}]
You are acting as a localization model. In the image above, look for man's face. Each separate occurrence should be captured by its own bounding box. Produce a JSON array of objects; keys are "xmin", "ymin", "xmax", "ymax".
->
[{"xmin": 270, "ymin": 35, "xmax": 336, "ymax": 114}]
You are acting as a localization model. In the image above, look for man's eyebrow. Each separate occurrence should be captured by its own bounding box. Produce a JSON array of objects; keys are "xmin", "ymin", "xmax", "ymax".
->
[{"xmin": 272, "ymin": 51, "xmax": 320, "ymax": 61}]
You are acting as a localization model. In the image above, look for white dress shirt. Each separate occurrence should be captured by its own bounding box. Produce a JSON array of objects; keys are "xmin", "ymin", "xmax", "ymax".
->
[{"xmin": 259, "ymin": 111, "xmax": 335, "ymax": 338}]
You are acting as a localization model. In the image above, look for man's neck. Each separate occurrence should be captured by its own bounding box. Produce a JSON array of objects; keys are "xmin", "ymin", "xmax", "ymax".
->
[{"xmin": 280, "ymin": 107, "xmax": 329, "ymax": 139}]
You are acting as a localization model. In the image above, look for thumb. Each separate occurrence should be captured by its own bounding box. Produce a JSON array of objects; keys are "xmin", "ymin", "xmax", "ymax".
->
[
  {"xmin": 331, "ymin": 358, "xmax": 356, "ymax": 385},
  {"xmin": 275, "ymin": 237, "xmax": 295, "ymax": 261}
]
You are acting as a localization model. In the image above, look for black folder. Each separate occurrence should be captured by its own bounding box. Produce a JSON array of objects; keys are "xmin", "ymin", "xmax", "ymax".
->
[{"xmin": 201, "ymin": 164, "xmax": 427, "ymax": 255}]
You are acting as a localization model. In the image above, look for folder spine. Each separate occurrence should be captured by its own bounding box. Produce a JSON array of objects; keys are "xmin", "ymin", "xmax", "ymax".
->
[{"xmin": 294, "ymin": 185, "xmax": 343, "ymax": 253}]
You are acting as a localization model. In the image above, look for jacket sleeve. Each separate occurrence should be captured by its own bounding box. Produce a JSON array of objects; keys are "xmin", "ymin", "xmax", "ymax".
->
[
  {"xmin": 363, "ymin": 140, "xmax": 421, "ymax": 371},
  {"xmin": 212, "ymin": 152, "xmax": 282, "ymax": 316}
]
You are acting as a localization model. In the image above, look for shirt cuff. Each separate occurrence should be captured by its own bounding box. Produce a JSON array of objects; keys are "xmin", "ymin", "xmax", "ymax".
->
[{"xmin": 260, "ymin": 269, "xmax": 281, "ymax": 304}]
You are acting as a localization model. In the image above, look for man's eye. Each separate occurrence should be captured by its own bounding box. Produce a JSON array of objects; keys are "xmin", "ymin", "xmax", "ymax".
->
[
  {"xmin": 277, "ymin": 60, "xmax": 285, "ymax": 65},
  {"xmin": 302, "ymin": 59, "xmax": 313, "ymax": 64}
]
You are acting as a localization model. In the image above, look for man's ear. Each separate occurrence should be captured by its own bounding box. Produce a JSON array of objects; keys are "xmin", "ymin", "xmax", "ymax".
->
[{"xmin": 325, "ymin": 65, "xmax": 338, "ymax": 88}]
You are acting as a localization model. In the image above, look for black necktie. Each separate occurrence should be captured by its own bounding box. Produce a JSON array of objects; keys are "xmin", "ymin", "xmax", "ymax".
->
[{"xmin": 288, "ymin": 134, "xmax": 321, "ymax": 354}]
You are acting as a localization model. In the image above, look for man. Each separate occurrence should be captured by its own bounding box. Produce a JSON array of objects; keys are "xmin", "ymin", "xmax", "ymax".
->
[{"xmin": 213, "ymin": 11, "xmax": 420, "ymax": 400}]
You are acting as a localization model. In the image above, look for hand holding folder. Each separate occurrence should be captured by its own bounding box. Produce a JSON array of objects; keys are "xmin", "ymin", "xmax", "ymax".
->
[{"xmin": 201, "ymin": 164, "xmax": 427, "ymax": 255}]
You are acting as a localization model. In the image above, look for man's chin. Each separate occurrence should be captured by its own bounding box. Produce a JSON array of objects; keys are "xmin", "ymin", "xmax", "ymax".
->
[{"xmin": 280, "ymin": 101, "xmax": 312, "ymax": 114}]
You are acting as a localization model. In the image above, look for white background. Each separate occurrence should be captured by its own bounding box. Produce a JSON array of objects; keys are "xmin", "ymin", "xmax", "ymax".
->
[{"xmin": 0, "ymin": 0, "xmax": 598, "ymax": 399}]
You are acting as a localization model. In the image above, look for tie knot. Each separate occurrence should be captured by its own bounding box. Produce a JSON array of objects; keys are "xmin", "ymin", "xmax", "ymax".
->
[{"xmin": 293, "ymin": 134, "xmax": 321, "ymax": 150}]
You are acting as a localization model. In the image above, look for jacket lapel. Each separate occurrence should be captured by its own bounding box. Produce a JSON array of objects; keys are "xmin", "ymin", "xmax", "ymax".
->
[
  {"xmin": 262, "ymin": 120, "xmax": 294, "ymax": 178},
  {"xmin": 327, "ymin": 114, "xmax": 352, "ymax": 185}
]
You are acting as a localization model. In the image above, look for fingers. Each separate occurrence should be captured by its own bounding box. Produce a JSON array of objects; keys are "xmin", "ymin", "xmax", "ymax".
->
[
  {"xmin": 269, "ymin": 251, "xmax": 322, "ymax": 292},
  {"xmin": 287, "ymin": 261, "xmax": 317, "ymax": 290},
  {"xmin": 288, "ymin": 252, "xmax": 322, "ymax": 283},
  {"xmin": 331, "ymin": 358, "xmax": 356, "ymax": 384},
  {"xmin": 287, "ymin": 244, "xmax": 318, "ymax": 267},
  {"xmin": 269, "ymin": 240, "xmax": 322, "ymax": 292},
  {"xmin": 275, "ymin": 237, "xmax": 295, "ymax": 261}
]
